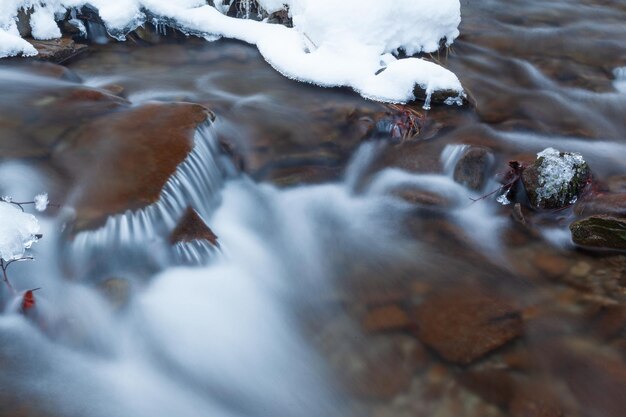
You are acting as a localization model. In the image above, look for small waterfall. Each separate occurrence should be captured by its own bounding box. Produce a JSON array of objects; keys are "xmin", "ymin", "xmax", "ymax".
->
[
  {"xmin": 64, "ymin": 123, "xmax": 227, "ymax": 280},
  {"xmin": 172, "ymin": 240, "xmax": 219, "ymax": 265},
  {"xmin": 440, "ymin": 143, "xmax": 470, "ymax": 176}
]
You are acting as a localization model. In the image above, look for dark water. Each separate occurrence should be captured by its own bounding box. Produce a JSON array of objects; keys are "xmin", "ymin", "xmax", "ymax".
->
[{"xmin": 1, "ymin": 1, "xmax": 626, "ymax": 416}]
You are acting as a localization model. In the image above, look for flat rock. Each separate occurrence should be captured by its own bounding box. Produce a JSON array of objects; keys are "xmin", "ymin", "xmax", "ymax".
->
[
  {"xmin": 27, "ymin": 37, "xmax": 88, "ymax": 63},
  {"xmin": 570, "ymin": 215, "xmax": 626, "ymax": 250},
  {"xmin": 170, "ymin": 207, "xmax": 218, "ymax": 247},
  {"xmin": 414, "ymin": 288, "xmax": 523, "ymax": 364},
  {"xmin": 56, "ymin": 102, "xmax": 214, "ymax": 231}
]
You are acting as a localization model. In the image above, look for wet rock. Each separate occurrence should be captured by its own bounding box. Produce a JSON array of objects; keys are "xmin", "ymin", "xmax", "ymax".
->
[
  {"xmin": 453, "ymin": 146, "xmax": 494, "ymax": 190},
  {"xmin": 362, "ymin": 305, "xmax": 410, "ymax": 332},
  {"xmin": 570, "ymin": 216, "xmax": 626, "ymax": 250},
  {"xmin": 55, "ymin": 102, "xmax": 214, "ymax": 231},
  {"xmin": 413, "ymin": 85, "xmax": 466, "ymax": 108},
  {"xmin": 521, "ymin": 148, "xmax": 590, "ymax": 210},
  {"xmin": 533, "ymin": 252, "xmax": 570, "ymax": 279},
  {"xmin": 169, "ymin": 207, "xmax": 219, "ymax": 247},
  {"xmin": 414, "ymin": 288, "xmax": 523, "ymax": 364},
  {"xmin": 27, "ymin": 37, "xmax": 88, "ymax": 63},
  {"xmin": 574, "ymin": 193, "xmax": 626, "ymax": 217},
  {"xmin": 459, "ymin": 370, "xmax": 516, "ymax": 408}
]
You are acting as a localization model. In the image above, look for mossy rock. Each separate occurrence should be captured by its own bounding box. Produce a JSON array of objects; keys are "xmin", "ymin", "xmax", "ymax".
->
[{"xmin": 570, "ymin": 215, "xmax": 626, "ymax": 250}]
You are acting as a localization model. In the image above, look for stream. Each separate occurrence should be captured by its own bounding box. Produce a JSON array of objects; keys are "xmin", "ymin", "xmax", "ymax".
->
[{"xmin": 1, "ymin": 1, "xmax": 626, "ymax": 416}]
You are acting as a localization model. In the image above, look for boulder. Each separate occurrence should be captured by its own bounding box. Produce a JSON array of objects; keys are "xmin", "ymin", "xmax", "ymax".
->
[{"xmin": 570, "ymin": 215, "xmax": 626, "ymax": 250}]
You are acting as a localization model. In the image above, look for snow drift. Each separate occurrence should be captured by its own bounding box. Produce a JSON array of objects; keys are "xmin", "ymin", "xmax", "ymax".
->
[{"xmin": 0, "ymin": 0, "xmax": 464, "ymax": 105}]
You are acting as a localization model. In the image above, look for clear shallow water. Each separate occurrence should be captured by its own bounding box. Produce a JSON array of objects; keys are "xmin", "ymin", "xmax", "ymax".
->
[{"xmin": 1, "ymin": 1, "xmax": 626, "ymax": 416}]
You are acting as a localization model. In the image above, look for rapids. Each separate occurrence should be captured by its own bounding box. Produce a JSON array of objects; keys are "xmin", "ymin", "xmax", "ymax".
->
[{"xmin": 0, "ymin": 1, "xmax": 626, "ymax": 417}]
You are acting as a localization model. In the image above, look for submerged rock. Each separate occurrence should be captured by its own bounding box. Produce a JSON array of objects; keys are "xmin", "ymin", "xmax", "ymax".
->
[
  {"xmin": 521, "ymin": 148, "xmax": 590, "ymax": 209},
  {"xmin": 570, "ymin": 215, "xmax": 626, "ymax": 250},
  {"xmin": 413, "ymin": 288, "xmax": 523, "ymax": 364}
]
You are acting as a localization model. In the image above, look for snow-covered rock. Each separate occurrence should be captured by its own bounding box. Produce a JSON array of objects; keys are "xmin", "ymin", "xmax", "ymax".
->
[
  {"xmin": 522, "ymin": 148, "xmax": 591, "ymax": 210},
  {"xmin": 0, "ymin": 0, "xmax": 464, "ymax": 106},
  {"xmin": 0, "ymin": 201, "xmax": 40, "ymax": 262}
]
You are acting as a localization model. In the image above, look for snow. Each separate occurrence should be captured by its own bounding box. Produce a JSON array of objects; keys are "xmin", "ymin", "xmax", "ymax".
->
[
  {"xmin": 535, "ymin": 147, "xmax": 586, "ymax": 206},
  {"xmin": 0, "ymin": 0, "xmax": 464, "ymax": 105},
  {"xmin": 34, "ymin": 193, "xmax": 49, "ymax": 212},
  {"xmin": 0, "ymin": 24, "xmax": 36, "ymax": 57},
  {"xmin": 0, "ymin": 202, "xmax": 40, "ymax": 262},
  {"xmin": 29, "ymin": 4, "xmax": 61, "ymax": 39}
]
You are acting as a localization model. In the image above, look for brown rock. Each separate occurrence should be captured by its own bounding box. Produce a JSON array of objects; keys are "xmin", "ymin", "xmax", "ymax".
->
[
  {"xmin": 570, "ymin": 215, "xmax": 626, "ymax": 250},
  {"xmin": 533, "ymin": 252, "xmax": 570, "ymax": 279},
  {"xmin": 56, "ymin": 102, "xmax": 214, "ymax": 231},
  {"xmin": 509, "ymin": 383, "xmax": 565, "ymax": 417},
  {"xmin": 27, "ymin": 37, "xmax": 88, "ymax": 63},
  {"xmin": 170, "ymin": 207, "xmax": 219, "ymax": 247},
  {"xmin": 459, "ymin": 370, "xmax": 517, "ymax": 408},
  {"xmin": 414, "ymin": 288, "xmax": 523, "ymax": 364},
  {"xmin": 453, "ymin": 146, "xmax": 494, "ymax": 190},
  {"xmin": 574, "ymin": 193, "xmax": 626, "ymax": 218},
  {"xmin": 362, "ymin": 305, "xmax": 410, "ymax": 332}
]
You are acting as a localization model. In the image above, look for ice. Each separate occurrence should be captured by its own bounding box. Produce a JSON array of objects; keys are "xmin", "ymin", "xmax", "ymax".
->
[
  {"xmin": 0, "ymin": 201, "xmax": 41, "ymax": 262},
  {"xmin": 0, "ymin": 0, "xmax": 464, "ymax": 105},
  {"xmin": 535, "ymin": 147, "xmax": 586, "ymax": 206}
]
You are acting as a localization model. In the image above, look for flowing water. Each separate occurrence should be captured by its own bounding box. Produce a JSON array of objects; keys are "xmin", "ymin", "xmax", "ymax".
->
[{"xmin": 1, "ymin": 1, "xmax": 626, "ymax": 416}]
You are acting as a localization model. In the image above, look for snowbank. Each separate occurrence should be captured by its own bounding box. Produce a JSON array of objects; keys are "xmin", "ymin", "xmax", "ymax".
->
[
  {"xmin": 0, "ymin": 0, "xmax": 464, "ymax": 105},
  {"xmin": 0, "ymin": 202, "xmax": 40, "ymax": 262}
]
